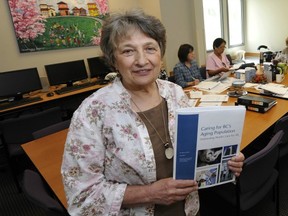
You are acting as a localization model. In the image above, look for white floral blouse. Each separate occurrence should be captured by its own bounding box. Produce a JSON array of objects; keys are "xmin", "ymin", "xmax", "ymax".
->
[{"xmin": 61, "ymin": 77, "xmax": 199, "ymax": 216}]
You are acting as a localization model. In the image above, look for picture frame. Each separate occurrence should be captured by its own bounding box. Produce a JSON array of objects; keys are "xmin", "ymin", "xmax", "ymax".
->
[{"xmin": 7, "ymin": 0, "xmax": 109, "ymax": 53}]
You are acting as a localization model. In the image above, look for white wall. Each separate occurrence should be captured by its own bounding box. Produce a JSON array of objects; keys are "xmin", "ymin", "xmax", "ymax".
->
[
  {"xmin": 246, "ymin": 0, "xmax": 288, "ymax": 53},
  {"xmin": 1, "ymin": 0, "xmax": 288, "ymax": 76}
]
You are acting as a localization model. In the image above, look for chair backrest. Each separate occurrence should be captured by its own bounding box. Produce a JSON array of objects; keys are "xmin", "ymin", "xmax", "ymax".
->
[
  {"xmin": 32, "ymin": 119, "xmax": 71, "ymax": 139},
  {"xmin": 239, "ymin": 130, "xmax": 283, "ymax": 194},
  {"xmin": 274, "ymin": 115, "xmax": 288, "ymax": 143},
  {"xmin": 226, "ymin": 54, "xmax": 233, "ymax": 65},
  {"xmin": 168, "ymin": 75, "xmax": 175, "ymax": 83},
  {"xmin": 273, "ymin": 115, "xmax": 288, "ymax": 157},
  {"xmin": 22, "ymin": 169, "xmax": 68, "ymax": 216},
  {"xmin": 199, "ymin": 66, "xmax": 207, "ymax": 79},
  {"xmin": 0, "ymin": 107, "xmax": 63, "ymax": 145}
]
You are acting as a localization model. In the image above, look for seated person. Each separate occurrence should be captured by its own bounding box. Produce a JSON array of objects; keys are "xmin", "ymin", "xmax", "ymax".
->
[
  {"xmin": 206, "ymin": 38, "xmax": 231, "ymax": 78},
  {"xmin": 275, "ymin": 36, "xmax": 288, "ymax": 63},
  {"xmin": 158, "ymin": 62, "xmax": 168, "ymax": 80},
  {"xmin": 173, "ymin": 44, "xmax": 203, "ymax": 88}
]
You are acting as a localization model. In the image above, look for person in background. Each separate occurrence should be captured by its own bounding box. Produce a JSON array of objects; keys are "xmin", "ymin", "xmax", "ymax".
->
[
  {"xmin": 61, "ymin": 9, "xmax": 244, "ymax": 216},
  {"xmin": 276, "ymin": 36, "xmax": 288, "ymax": 63},
  {"xmin": 173, "ymin": 44, "xmax": 203, "ymax": 88},
  {"xmin": 206, "ymin": 38, "xmax": 231, "ymax": 77},
  {"xmin": 158, "ymin": 61, "xmax": 168, "ymax": 80}
]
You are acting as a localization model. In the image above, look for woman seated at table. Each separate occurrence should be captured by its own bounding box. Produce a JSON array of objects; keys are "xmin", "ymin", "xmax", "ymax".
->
[
  {"xmin": 206, "ymin": 38, "xmax": 231, "ymax": 78},
  {"xmin": 173, "ymin": 44, "xmax": 203, "ymax": 88}
]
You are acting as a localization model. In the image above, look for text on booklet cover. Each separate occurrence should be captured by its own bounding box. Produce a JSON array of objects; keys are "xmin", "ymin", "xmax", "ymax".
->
[{"xmin": 173, "ymin": 106, "xmax": 246, "ymax": 189}]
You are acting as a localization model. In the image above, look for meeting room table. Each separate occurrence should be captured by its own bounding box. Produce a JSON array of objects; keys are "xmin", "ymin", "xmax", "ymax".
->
[{"xmin": 22, "ymin": 73, "xmax": 288, "ymax": 209}]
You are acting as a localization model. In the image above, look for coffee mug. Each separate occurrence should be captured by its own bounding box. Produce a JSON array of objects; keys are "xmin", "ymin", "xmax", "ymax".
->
[{"xmin": 276, "ymin": 74, "xmax": 284, "ymax": 83}]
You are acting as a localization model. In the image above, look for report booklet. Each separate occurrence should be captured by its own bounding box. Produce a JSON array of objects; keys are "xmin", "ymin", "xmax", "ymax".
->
[{"xmin": 173, "ymin": 106, "xmax": 246, "ymax": 189}]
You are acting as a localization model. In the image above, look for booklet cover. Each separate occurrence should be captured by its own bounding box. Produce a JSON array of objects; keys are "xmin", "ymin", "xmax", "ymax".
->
[{"xmin": 173, "ymin": 106, "xmax": 246, "ymax": 189}]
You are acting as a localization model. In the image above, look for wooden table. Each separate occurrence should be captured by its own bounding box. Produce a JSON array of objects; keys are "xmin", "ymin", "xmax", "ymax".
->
[
  {"xmin": 22, "ymin": 129, "xmax": 69, "ymax": 208},
  {"xmin": 21, "ymin": 82, "xmax": 288, "ymax": 209}
]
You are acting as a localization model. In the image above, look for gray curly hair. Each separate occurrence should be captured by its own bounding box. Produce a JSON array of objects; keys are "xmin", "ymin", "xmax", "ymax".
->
[{"xmin": 100, "ymin": 9, "xmax": 166, "ymax": 68}]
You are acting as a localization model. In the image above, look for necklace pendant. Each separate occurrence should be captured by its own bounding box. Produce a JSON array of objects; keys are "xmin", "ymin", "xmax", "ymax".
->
[{"xmin": 164, "ymin": 143, "xmax": 174, "ymax": 159}]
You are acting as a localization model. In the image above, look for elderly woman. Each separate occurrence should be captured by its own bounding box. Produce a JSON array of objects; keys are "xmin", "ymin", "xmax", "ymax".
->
[{"xmin": 61, "ymin": 9, "xmax": 244, "ymax": 216}]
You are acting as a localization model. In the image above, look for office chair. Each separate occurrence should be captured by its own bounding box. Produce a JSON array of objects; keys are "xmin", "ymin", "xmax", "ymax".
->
[
  {"xmin": 22, "ymin": 169, "xmax": 68, "ymax": 216},
  {"xmin": 210, "ymin": 130, "xmax": 284, "ymax": 216},
  {"xmin": 32, "ymin": 119, "xmax": 71, "ymax": 139},
  {"xmin": 226, "ymin": 54, "xmax": 233, "ymax": 65},
  {"xmin": 0, "ymin": 107, "xmax": 63, "ymax": 192},
  {"xmin": 273, "ymin": 115, "xmax": 288, "ymax": 158},
  {"xmin": 168, "ymin": 75, "xmax": 176, "ymax": 83},
  {"xmin": 199, "ymin": 66, "xmax": 207, "ymax": 80}
]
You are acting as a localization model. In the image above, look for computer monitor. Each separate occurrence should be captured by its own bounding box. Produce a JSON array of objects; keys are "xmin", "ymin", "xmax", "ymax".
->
[
  {"xmin": 45, "ymin": 60, "xmax": 88, "ymax": 87},
  {"xmin": 0, "ymin": 67, "xmax": 42, "ymax": 100},
  {"xmin": 87, "ymin": 56, "xmax": 114, "ymax": 79}
]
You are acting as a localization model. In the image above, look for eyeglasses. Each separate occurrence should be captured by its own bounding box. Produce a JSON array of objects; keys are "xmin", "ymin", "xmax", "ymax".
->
[{"xmin": 222, "ymin": 62, "xmax": 226, "ymax": 67}]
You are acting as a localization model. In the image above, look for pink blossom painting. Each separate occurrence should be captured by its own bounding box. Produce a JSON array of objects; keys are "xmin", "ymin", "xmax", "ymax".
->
[{"xmin": 8, "ymin": 0, "xmax": 109, "ymax": 53}]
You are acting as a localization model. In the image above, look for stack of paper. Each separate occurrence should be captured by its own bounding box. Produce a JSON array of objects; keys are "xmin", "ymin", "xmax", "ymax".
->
[{"xmin": 259, "ymin": 83, "xmax": 288, "ymax": 95}]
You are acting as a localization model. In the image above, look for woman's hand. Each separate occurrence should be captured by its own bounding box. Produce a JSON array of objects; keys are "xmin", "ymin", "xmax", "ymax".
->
[
  {"xmin": 220, "ymin": 67, "xmax": 230, "ymax": 73},
  {"xmin": 193, "ymin": 79, "xmax": 200, "ymax": 86},
  {"xmin": 228, "ymin": 152, "xmax": 245, "ymax": 177},
  {"xmin": 149, "ymin": 178, "xmax": 198, "ymax": 205}
]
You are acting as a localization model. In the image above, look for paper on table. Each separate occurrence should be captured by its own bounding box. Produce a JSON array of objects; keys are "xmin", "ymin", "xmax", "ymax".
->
[
  {"xmin": 188, "ymin": 99, "xmax": 198, "ymax": 107},
  {"xmin": 207, "ymin": 83, "xmax": 230, "ymax": 94},
  {"xmin": 195, "ymin": 81, "xmax": 220, "ymax": 90},
  {"xmin": 198, "ymin": 102, "xmax": 222, "ymax": 107},
  {"xmin": 259, "ymin": 84, "xmax": 288, "ymax": 95},
  {"xmin": 189, "ymin": 90, "xmax": 203, "ymax": 98},
  {"xmin": 200, "ymin": 94, "xmax": 229, "ymax": 102}
]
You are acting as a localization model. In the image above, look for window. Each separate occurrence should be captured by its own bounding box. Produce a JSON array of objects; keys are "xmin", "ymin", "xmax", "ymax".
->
[
  {"xmin": 203, "ymin": 0, "xmax": 244, "ymax": 50},
  {"xmin": 227, "ymin": 0, "xmax": 244, "ymax": 46},
  {"xmin": 203, "ymin": 0, "xmax": 222, "ymax": 51}
]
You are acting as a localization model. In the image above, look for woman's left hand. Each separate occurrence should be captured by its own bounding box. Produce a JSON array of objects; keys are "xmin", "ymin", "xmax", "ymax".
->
[{"xmin": 227, "ymin": 152, "xmax": 245, "ymax": 177}]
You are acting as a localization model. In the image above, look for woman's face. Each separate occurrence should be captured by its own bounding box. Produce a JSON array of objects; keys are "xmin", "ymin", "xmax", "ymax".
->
[
  {"xmin": 187, "ymin": 50, "xmax": 195, "ymax": 62},
  {"xmin": 114, "ymin": 29, "xmax": 162, "ymax": 89},
  {"xmin": 214, "ymin": 42, "xmax": 226, "ymax": 55}
]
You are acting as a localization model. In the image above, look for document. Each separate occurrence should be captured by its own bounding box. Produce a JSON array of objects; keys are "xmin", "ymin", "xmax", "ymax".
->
[
  {"xmin": 195, "ymin": 81, "xmax": 221, "ymax": 90},
  {"xmin": 259, "ymin": 83, "xmax": 288, "ymax": 95},
  {"xmin": 200, "ymin": 94, "xmax": 229, "ymax": 102},
  {"xmin": 173, "ymin": 106, "xmax": 246, "ymax": 189}
]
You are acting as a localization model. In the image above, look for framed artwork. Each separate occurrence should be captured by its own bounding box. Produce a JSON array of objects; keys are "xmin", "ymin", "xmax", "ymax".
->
[{"xmin": 8, "ymin": 0, "xmax": 109, "ymax": 53}]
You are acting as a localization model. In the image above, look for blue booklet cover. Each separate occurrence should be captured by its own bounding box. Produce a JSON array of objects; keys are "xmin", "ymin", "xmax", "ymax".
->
[{"xmin": 173, "ymin": 106, "xmax": 246, "ymax": 189}]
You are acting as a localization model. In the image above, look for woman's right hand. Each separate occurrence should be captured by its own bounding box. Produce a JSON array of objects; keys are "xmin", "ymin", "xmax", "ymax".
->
[
  {"xmin": 148, "ymin": 177, "xmax": 198, "ymax": 205},
  {"xmin": 220, "ymin": 67, "xmax": 230, "ymax": 73}
]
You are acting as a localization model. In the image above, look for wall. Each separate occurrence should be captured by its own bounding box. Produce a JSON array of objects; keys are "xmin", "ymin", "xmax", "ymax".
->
[
  {"xmin": 0, "ymin": 0, "xmax": 138, "ymax": 76},
  {"xmin": 0, "ymin": 0, "xmax": 196, "ymax": 75},
  {"xmin": 246, "ymin": 0, "xmax": 288, "ymax": 53},
  {"xmin": 1, "ymin": 0, "xmax": 288, "ymax": 76}
]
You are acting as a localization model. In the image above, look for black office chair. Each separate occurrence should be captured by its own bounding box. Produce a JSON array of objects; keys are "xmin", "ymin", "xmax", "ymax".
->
[
  {"xmin": 273, "ymin": 115, "xmax": 288, "ymax": 158},
  {"xmin": 226, "ymin": 54, "xmax": 234, "ymax": 65},
  {"xmin": 0, "ymin": 107, "xmax": 63, "ymax": 192},
  {"xmin": 209, "ymin": 130, "xmax": 284, "ymax": 216},
  {"xmin": 199, "ymin": 66, "xmax": 207, "ymax": 80},
  {"xmin": 32, "ymin": 119, "xmax": 71, "ymax": 139},
  {"xmin": 168, "ymin": 75, "xmax": 176, "ymax": 83},
  {"xmin": 22, "ymin": 169, "xmax": 68, "ymax": 216}
]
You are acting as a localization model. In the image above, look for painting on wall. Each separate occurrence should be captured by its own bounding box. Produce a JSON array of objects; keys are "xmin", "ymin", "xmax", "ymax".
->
[{"xmin": 8, "ymin": 0, "xmax": 109, "ymax": 53}]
